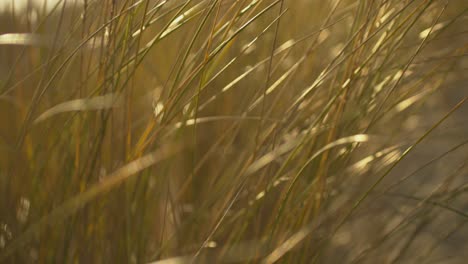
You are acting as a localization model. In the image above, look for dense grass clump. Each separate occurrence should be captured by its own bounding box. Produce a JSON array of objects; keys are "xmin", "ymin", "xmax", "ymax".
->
[{"xmin": 0, "ymin": 0, "xmax": 467, "ymax": 263}]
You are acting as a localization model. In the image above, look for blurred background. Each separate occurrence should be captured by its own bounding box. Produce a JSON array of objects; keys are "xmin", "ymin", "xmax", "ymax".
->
[{"xmin": 0, "ymin": 0, "xmax": 467, "ymax": 263}]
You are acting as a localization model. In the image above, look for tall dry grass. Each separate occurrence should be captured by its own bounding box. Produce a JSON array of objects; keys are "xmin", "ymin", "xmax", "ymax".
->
[{"xmin": 0, "ymin": 0, "xmax": 467, "ymax": 263}]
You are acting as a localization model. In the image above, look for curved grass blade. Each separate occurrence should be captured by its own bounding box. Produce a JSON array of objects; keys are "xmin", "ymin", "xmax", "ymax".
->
[{"xmin": 33, "ymin": 93, "xmax": 121, "ymax": 124}]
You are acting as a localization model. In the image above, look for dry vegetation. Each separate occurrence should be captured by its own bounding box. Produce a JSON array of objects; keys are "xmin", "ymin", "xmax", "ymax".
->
[{"xmin": 0, "ymin": 0, "xmax": 467, "ymax": 263}]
